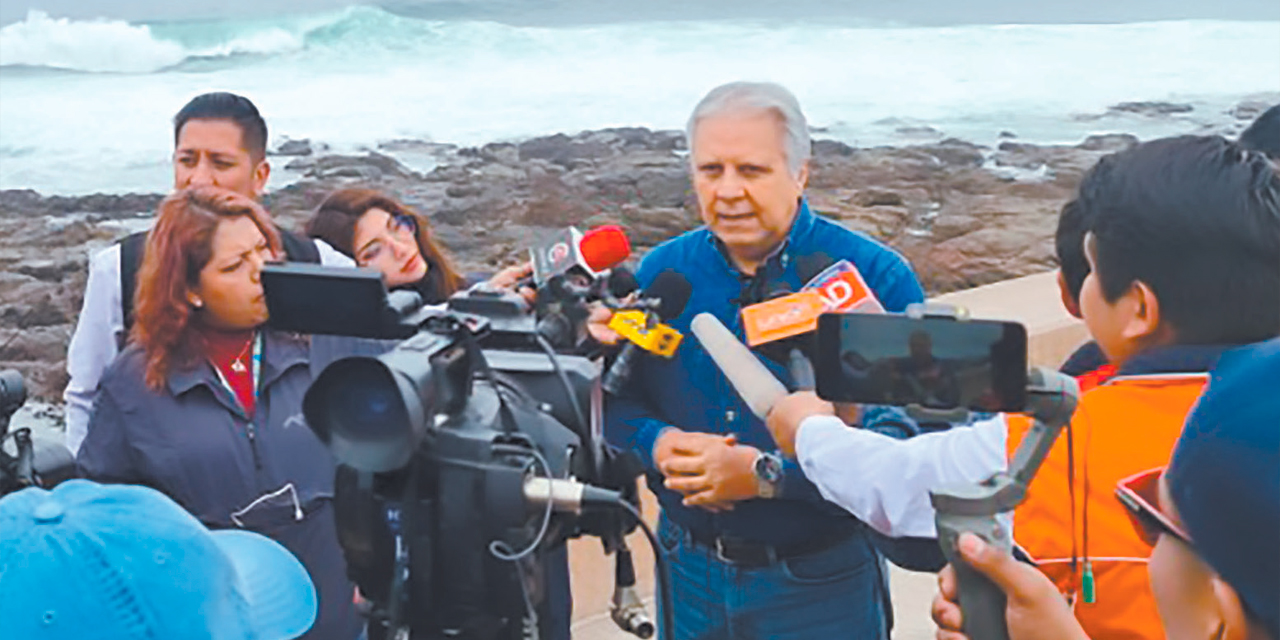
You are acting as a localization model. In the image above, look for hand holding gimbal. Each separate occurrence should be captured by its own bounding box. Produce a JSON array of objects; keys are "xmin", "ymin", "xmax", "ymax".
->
[{"xmin": 929, "ymin": 367, "xmax": 1078, "ymax": 640}]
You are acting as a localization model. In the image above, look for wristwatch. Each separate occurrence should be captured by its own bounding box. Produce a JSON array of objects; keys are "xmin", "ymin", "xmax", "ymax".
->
[{"xmin": 753, "ymin": 450, "xmax": 785, "ymax": 499}]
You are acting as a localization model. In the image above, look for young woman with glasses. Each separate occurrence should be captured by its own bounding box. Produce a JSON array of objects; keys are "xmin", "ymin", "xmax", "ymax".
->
[{"xmin": 306, "ymin": 188, "xmax": 529, "ymax": 304}]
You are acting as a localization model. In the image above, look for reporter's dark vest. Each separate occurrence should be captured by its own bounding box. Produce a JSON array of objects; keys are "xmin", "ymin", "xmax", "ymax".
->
[{"xmin": 118, "ymin": 228, "xmax": 320, "ymax": 330}]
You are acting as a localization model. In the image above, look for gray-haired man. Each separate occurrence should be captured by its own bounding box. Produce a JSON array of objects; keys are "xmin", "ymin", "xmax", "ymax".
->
[{"xmin": 605, "ymin": 81, "xmax": 927, "ymax": 638}]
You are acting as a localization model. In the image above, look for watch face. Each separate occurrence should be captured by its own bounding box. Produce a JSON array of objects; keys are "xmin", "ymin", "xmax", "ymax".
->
[{"xmin": 756, "ymin": 453, "xmax": 783, "ymax": 483}]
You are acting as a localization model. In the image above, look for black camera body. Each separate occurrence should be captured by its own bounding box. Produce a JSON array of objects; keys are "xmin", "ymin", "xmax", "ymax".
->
[
  {"xmin": 1, "ymin": 370, "xmax": 77, "ymax": 498},
  {"xmin": 262, "ymin": 265, "xmax": 644, "ymax": 640}
]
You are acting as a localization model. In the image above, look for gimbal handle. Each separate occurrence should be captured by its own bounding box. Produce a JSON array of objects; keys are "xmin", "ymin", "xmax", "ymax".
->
[{"xmin": 929, "ymin": 367, "xmax": 1079, "ymax": 640}]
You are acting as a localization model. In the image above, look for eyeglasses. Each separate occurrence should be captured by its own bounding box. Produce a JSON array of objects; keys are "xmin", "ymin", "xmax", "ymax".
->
[
  {"xmin": 1115, "ymin": 467, "xmax": 1193, "ymax": 547},
  {"xmin": 356, "ymin": 213, "xmax": 419, "ymax": 266}
]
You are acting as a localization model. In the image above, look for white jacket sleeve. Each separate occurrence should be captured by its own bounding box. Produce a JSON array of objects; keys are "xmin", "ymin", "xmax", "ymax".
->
[
  {"xmin": 314, "ymin": 238, "xmax": 355, "ymax": 267},
  {"xmin": 64, "ymin": 245, "xmax": 125, "ymax": 456},
  {"xmin": 795, "ymin": 413, "xmax": 1008, "ymax": 539}
]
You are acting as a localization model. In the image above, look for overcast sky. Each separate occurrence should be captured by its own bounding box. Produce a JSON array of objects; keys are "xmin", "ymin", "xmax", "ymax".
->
[{"xmin": 4, "ymin": 0, "xmax": 1279, "ymax": 27}]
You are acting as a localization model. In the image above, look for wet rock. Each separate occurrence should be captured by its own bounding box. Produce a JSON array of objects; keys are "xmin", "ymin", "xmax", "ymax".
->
[
  {"xmin": 272, "ymin": 138, "xmax": 317, "ymax": 156},
  {"xmin": 1108, "ymin": 101, "xmax": 1194, "ymax": 116}
]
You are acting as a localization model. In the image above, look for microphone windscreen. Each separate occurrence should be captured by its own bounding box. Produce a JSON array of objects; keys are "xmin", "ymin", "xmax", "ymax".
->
[
  {"xmin": 647, "ymin": 270, "xmax": 693, "ymax": 321},
  {"xmin": 607, "ymin": 266, "xmax": 639, "ymax": 298},
  {"xmin": 690, "ymin": 313, "xmax": 788, "ymax": 419},
  {"xmin": 580, "ymin": 225, "xmax": 632, "ymax": 271}
]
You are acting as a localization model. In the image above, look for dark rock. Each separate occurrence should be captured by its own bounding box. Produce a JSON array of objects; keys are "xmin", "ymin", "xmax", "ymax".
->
[
  {"xmin": 1077, "ymin": 133, "xmax": 1139, "ymax": 152},
  {"xmin": 272, "ymin": 138, "xmax": 315, "ymax": 156},
  {"xmin": 304, "ymin": 152, "xmax": 417, "ymax": 181},
  {"xmin": 813, "ymin": 139, "xmax": 856, "ymax": 157},
  {"xmin": 15, "ymin": 260, "xmax": 79, "ymax": 283},
  {"xmin": 853, "ymin": 189, "xmax": 905, "ymax": 207},
  {"xmin": 896, "ymin": 125, "xmax": 943, "ymax": 137},
  {"xmin": 1109, "ymin": 101, "xmax": 1194, "ymax": 116},
  {"xmin": 999, "ymin": 131, "xmax": 1018, "ymax": 139}
]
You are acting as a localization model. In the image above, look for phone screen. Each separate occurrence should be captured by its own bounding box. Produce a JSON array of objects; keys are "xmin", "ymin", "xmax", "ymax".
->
[{"xmin": 815, "ymin": 313, "xmax": 1028, "ymax": 412}]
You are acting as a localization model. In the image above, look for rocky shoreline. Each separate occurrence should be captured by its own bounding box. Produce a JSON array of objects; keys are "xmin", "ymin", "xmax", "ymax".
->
[{"xmin": 1, "ymin": 99, "xmax": 1273, "ymax": 405}]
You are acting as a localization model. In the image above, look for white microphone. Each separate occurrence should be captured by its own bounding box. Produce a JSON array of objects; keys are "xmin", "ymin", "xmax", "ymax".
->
[{"xmin": 689, "ymin": 313, "xmax": 789, "ymax": 419}]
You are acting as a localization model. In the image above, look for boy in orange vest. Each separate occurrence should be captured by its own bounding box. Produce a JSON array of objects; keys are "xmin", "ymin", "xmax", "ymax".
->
[
  {"xmin": 1005, "ymin": 135, "xmax": 1279, "ymax": 639},
  {"xmin": 766, "ymin": 135, "xmax": 1280, "ymax": 639}
]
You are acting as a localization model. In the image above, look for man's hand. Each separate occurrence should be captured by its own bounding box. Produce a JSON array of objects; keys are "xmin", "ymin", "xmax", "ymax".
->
[
  {"xmin": 586, "ymin": 303, "xmax": 621, "ymax": 345},
  {"xmin": 654, "ymin": 429, "xmax": 759, "ymax": 511},
  {"xmin": 765, "ymin": 391, "xmax": 835, "ymax": 458},
  {"xmin": 932, "ymin": 533, "xmax": 1090, "ymax": 640}
]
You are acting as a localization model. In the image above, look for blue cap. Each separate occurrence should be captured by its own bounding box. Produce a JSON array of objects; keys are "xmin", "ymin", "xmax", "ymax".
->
[
  {"xmin": 0, "ymin": 479, "xmax": 317, "ymax": 640},
  {"xmin": 1166, "ymin": 337, "xmax": 1280, "ymax": 639}
]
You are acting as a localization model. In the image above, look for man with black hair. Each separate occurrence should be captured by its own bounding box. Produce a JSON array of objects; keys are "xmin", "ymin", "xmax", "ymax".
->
[
  {"xmin": 1239, "ymin": 103, "xmax": 1280, "ymax": 160},
  {"xmin": 766, "ymin": 135, "xmax": 1280, "ymax": 638},
  {"xmin": 64, "ymin": 92, "xmax": 352, "ymax": 455}
]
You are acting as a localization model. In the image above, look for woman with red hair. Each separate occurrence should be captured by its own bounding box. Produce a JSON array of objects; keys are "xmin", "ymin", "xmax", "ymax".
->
[{"xmin": 77, "ymin": 186, "xmax": 363, "ymax": 640}]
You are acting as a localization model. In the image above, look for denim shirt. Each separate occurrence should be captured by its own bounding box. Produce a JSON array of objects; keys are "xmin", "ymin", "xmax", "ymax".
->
[{"xmin": 605, "ymin": 199, "xmax": 926, "ymax": 546}]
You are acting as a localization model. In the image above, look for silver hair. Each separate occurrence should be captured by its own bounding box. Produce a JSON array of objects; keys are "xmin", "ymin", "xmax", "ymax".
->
[{"xmin": 685, "ymin": 81, "xmax": 811, "ymax": 177}]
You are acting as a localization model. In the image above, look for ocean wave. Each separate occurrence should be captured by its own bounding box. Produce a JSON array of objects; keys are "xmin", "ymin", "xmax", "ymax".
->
[
  {"xmin": 0, "ymin": 11, "xmax": 187, "ymax": 73},
  {"xmin": 0, "ymin": 7, "xmax": 364, "ymax": 74}
]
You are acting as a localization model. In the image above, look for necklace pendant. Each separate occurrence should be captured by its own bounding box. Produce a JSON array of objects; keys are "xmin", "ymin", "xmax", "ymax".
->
[{"xmin": 230, "ymin": 359, "xmax": 247, "ymax": 374}]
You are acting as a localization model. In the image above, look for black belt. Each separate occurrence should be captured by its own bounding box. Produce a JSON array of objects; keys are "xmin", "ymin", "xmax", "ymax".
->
[{"xmin": 685, "ymin": 527, "xmax": 857, "ymax": 568}]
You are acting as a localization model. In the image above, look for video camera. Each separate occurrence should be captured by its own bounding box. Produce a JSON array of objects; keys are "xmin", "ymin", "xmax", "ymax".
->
[
  {"xmin": 0, "ymin": 370, "xmax": 76, "ymax": 498},
  {"xmin": 262, "ymin": 262, "xmax": 671, "ymax": 640}
]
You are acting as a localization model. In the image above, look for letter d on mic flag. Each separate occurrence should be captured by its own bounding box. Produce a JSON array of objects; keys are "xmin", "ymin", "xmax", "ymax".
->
[{"xmin": 802, "ymin": 260, "xmax": 884, "ymax": 313}]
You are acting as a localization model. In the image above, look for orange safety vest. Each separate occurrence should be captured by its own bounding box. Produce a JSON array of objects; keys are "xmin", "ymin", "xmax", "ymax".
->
[{"xmin": 1007, "ymin": 372, "xmax": 1209, "ymax": 640}]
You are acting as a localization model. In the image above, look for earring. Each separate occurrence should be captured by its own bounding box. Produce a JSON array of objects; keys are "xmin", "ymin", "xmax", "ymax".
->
[{"xmin": 191, "ymin": 297, "xmax": 203, "ymax": 309}]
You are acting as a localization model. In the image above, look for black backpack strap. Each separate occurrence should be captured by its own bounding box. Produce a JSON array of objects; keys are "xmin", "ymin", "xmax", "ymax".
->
[
  {"xmin": 119, "ymin": 231, "xmax": 148, "ymax": 333},
  {"xmin": 279, "ymin": 228, "xmax": 321, "ymax": 263}
]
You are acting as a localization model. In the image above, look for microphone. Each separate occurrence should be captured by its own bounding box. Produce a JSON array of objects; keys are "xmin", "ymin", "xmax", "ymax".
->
[
  {"xmin": 740, "ymin": 258, "xmax": 884, "ymax": 349},
  {"xmin": 602, "ymin": 271, "xmax": 692, "ymax": 395},
  {"xmin": 689, "ymin": 313, "xmax": 788, "ymax": 419},
  {"xmin": 529, "ymin": 225, "xmax": 632, "ymax": 287}
]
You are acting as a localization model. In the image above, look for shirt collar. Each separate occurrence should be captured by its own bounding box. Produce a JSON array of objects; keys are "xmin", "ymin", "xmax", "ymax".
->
[
  {"xmin": 1113, "ymin": 343, "xmax": 1238, "ymax": 378},
  {"xmin": 167, "ymin": 330, "xmax": 308, "ymax": 397}
]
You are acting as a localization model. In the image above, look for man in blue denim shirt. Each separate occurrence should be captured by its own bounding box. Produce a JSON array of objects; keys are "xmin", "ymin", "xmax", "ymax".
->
[{"xmin": 605, "ymin": 82, "xmax": 925, "ymax": 639}]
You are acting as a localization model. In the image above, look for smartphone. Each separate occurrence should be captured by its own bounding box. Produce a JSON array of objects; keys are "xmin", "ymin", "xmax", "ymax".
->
[{"xmin": 814, "ymin": 313, "xmax": 1028, "ymax": 412}]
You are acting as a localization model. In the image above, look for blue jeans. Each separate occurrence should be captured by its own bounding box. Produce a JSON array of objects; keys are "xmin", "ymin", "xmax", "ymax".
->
[{"xmin": 656, "ymin": 517, "xmax": 889, "ymax": 640}]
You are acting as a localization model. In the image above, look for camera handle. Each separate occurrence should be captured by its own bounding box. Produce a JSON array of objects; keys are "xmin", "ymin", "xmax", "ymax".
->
[{"xmin": 929, "ymin": 367, "xmax": 1078, "ymax": 640}]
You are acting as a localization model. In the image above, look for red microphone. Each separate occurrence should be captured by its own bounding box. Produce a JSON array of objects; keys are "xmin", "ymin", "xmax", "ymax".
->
[
  {"xmin": 580, "ymin": 225, "xmax": 631, "ymax": 271},
  {"xmin": 530, "ymin": 225, "xmax": 632, "ymax": 286}
]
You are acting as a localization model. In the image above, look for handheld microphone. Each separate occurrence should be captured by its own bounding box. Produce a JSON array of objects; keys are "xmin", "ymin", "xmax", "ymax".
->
[
  {"xmin": 689, "ymin": 313, "xmax": 788, "ymax": 419},
  {"xmin": 529, "ymin": 225, "xmax": 632, "ymax": 286},
  {"xmin": 602, "ymin": 271, "xmax": 692, "ymax": 395}
]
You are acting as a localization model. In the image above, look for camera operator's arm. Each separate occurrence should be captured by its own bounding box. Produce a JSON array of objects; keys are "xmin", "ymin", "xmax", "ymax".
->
[{"xmin": 767, "ymin": 392, "xmax": 1008, "ymax": 538}]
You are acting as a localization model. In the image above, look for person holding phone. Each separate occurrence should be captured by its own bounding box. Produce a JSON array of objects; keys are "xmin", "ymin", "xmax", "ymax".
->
[
  {"xmin": 766, "ymin": 135, "xmax": 1280, "ymax": 639},
  {"xmin": 77, "ymin": 187, "xmax": 364, "ymax": 640},
  {"xmin": 932, "ymin": 337, "xmax": 1279, "ymax": 640}
]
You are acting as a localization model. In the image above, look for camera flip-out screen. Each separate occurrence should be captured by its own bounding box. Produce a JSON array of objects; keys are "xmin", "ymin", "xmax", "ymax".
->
[{"xmin": 262, "ymin": 263, "xmax": 397, "ymax": 338}]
